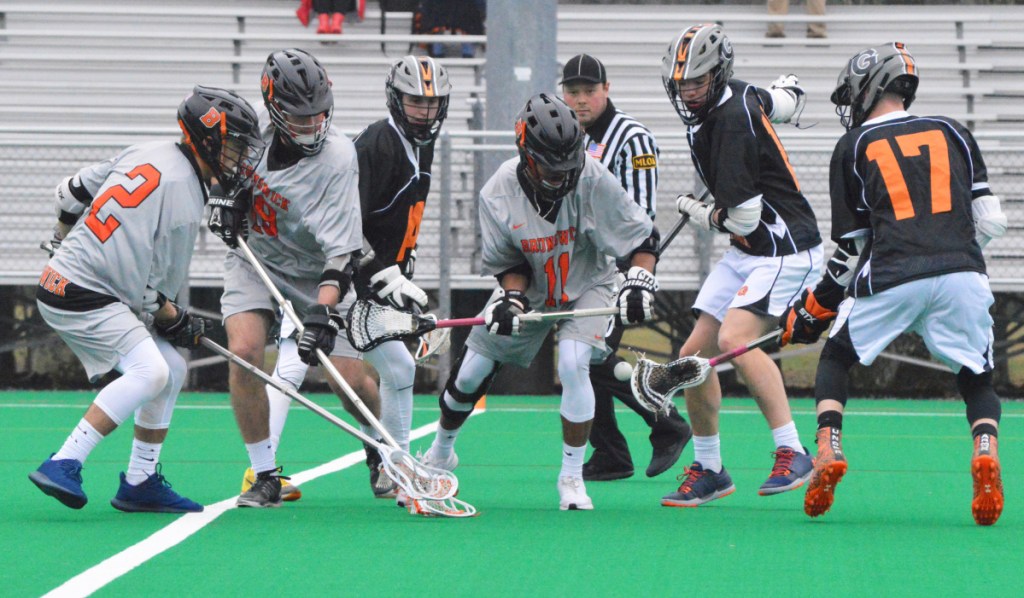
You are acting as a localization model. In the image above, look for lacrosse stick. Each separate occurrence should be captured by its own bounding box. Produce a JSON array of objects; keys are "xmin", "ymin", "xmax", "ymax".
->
[
  {"xmin": 234, "ymin": 239, "xmax": 462, "ymax": 501},
  {"xmin": 415, "ymin": 326, "xmax": 452, "ymax": 363},
  {"xmin": 346, "ymin": 299, "xmax": 619, "ymax": 352},
  {"xmin": 200, "ymin": 337, "xmax": 473, "ymax": 516},
  {"xmin": 631, "ymin": 329, "xmax": 783, "ymax": 416}
]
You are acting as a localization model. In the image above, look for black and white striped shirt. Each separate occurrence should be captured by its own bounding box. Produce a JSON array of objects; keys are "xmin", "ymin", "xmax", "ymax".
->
[{"xmin": 582, "ymin": 99, "xmax": 659, "ymax": 219}]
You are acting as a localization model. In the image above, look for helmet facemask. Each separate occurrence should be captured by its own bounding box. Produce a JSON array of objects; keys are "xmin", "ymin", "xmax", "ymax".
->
[{"xmin": 266, "ymin": 97, "xmax": 333, "ymax": 156}]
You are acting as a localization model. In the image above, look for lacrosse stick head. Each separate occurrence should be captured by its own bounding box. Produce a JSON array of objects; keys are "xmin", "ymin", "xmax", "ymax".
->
[
  {"xmin": 408, "ymin": 496, "xmax": 478, "ymax": 518},
  {"xmin": 380, "ymin": 447, "xmax": 459, "ymax": 501},
  {"xmin": 346, "ymin": 300, "xmax": 426, "ymax": 352},
  {"xmin": 630, "ymin": 354, "xmax": 711, "ymax": 416},
  {"xmin": 416, "ymin": 324, "xmax": 451, "ymax": 362}
]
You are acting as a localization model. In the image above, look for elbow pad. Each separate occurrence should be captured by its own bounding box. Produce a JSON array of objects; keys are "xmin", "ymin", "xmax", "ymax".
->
[
  {"xmin": 721, "ymin": 198, "xmax": 762, "ymax": 236},
  {"xmin": 54, "ymin": 175, "xmax": 93, "ymax": 225},
  {"xmin": 319, "ymin": 254, "xmax": 355, "ymax": 294},
  {"xmin": 972, "ymin": 195, "xmax": 1008, "ymax": 248},
  {"xmin": 825, "ymin": 235, "xmax": 867, "ymax": 289},
  {"xmin": 629, "ymin": 225, "xmax": 661, "ymax": 262},
  {"xmin": 767, "ymin": 74, "xmax": 806, "ymax": 124}
]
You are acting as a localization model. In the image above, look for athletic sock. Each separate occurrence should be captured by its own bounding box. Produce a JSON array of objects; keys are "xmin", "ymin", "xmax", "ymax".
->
[
  {"xmin": 692, "ymin": 434, "xmax": 722, "ymax": 473},
  {"xmin": 559, "ymin": 442, "xmax": 586, "ymax": 479},
  {"xmin": 125, "ymin": 439, "xmax": 162, "ymax": 485},
  {"xmin": 771, "ymin": 421, "xmax": 806, "ymax": 454},
  {"xmin": 432, "ymin": 426, "xmax": 461, "ymax": 457},
  {"xmin": 54, "ymin": 419, "xmax": 104, "ymax": 464},
  {"xmin": 246, "ymin": 438, "xmax": 276, "ymax": 475}
]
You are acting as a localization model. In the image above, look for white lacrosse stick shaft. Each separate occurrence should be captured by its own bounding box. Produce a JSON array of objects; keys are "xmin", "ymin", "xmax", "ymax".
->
[{"xmin": 236, "ymin": 238, "xmax": 401, "ymax": 449}]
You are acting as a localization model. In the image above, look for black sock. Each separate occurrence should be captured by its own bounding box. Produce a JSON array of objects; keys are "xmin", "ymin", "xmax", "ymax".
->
[
  {"xmin": 972, "ymin": 422, "xmax": 998, "ymax": 439},
  {"xmin": 817, "ymin": 410, "xmax": 843, "ymax": 431}
]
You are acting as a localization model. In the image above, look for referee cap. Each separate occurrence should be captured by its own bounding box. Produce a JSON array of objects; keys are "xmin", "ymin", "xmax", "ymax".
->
[{"xmin": 561, "ymin": 54, "xmax": 607, "ymax": 85}]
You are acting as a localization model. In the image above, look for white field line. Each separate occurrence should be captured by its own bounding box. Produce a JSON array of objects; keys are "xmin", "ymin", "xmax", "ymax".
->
[{"xmin": 40, "ymin": 413, "xmax": 474, "ymax": 598}]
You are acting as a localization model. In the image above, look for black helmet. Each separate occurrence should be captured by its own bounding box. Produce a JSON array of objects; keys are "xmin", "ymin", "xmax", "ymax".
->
[
  {"xmin": 386, "ymin": 55, "xmax": 452, "ymax": 146},
  {"xmin": 661, "ymin": 24, "xmax": 734, "ymax": 125},
  {"xmin": 515, "ymin": 93, "xmax": 585, "ymax": 203},
  {"xmin": 177, "ymin": 85, "xmax": 265, "ymax": 197},
  {"xmin": 261, "ymin": 48, "xmax": 334, "ymax": 155},
  {"xmin": 832, "ymin": 42, "xmax": 919, "ymax": 130}
]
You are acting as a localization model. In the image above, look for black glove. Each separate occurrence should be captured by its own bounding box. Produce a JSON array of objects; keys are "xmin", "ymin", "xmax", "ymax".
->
[
  {"xmin": 779, "ymin": 288, "xmax": 838, "ymax": 346},
  {"xmin": 297, "ymin": 304, "xmax": 344, "ymax": 365},
  {"xmin": 483, "ymin": 290, "xmax": 529, "ymax": 336},
  {"xmin": 154, "ymin": 304, "xmax": 210, "ymax": 349},
  {"xmin": 617, "ymin": 266, "xmax": 658, "ymax": 324},
  {"xmin": 208, "ymin": 184, "xmax": 249, "ymax": 249}
]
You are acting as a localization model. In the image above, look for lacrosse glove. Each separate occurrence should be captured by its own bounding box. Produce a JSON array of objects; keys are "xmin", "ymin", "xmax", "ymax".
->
[
  {"xmin": 297, "ymin": 304, "xmax": 344, "ymax": 365},
  {"xmin": 779, "ymin": 288, "xmax": 837, "ymax": 346},
  {"xmin": 676, "ymin": 194, "xmax": 718, "ymax": 232},
  {"xmin": 154, "ymin": 304, "xmax": 210, "ymax": 349},
  {"xmin": 207, "ymin": 184, "xmax": 249, "ymax": 249},
  {"xmin": 483, "ymin": 289, "xmax": 529, "ymax": 336},
  {"xmin": 618, "ymin": 266, "xmax": 658, "ymax": 324},
  {"xmin": 369, "ymin": 264, "xmax": 429, "ymax": 311}
]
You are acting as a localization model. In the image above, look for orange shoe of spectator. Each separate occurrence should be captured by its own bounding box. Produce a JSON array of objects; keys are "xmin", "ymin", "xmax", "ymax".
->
[
  {"xmin": 330, "ymin": 12, "xmax": 344, "ymax": 34},
  {"xmin": 358, "ymin": 0, "xmax": 366, "ymax": 22},
  {"xmin": 296, "ymin": 0, "xmax": 311, "ymax": 27}
]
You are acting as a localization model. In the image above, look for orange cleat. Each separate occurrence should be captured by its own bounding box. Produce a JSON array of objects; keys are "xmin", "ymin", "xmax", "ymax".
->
[
  {"xmin": 971, "ymin": 433, "xmax": 1003, "ymax": 526},
  {"xmin": 804, "ymin": 426, "xmax": 847, "ymax": 518}
]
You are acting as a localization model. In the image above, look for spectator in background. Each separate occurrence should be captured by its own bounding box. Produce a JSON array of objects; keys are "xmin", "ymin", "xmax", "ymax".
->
[
  {"xmin": 767, "ymin": 0, "xmax": 827, "ymax": 39},
  {"xmin": 414, "ymin": 0, "xmax": 485, "ymax": 58},
  {"xmin": 296, "ymin": 0, "xmax": 363, "ymax": 35}
]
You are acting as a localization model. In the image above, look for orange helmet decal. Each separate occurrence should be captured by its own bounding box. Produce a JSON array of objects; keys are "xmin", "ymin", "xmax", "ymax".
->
[{"xmin": 200, "ymin": 107, "xmax": 222, "ymax": 129}]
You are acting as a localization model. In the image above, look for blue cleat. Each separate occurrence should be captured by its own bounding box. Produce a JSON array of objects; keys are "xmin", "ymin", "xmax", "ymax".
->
[
  {"xmin": 29, "ymin": 454, "xmax": 87, "ymax": 509},
  {"xmin": 758, "ymin": 446, "xmax": 814, "ymax": 496},
  {"xmin": 661, "ymin": 462, "xmax": 736, "ymax": 507},
  {"xmin": 110, "ymin": 466, "xmax": 203, "ymax": 513}
]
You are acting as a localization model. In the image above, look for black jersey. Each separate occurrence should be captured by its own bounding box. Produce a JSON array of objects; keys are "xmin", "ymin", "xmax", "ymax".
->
[
  {"xmin": 688, "ymin": 80, "xmax": 821, "ymax": 257},
  {"xmin": 353, "ymin": 118, "xmax": 434, "ymax": 281},
  {"xmin": 830, "ymin": 112, "xmax": 989, "ymax": 297}
]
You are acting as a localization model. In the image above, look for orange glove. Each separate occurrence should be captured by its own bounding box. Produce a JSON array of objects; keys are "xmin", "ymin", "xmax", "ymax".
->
[{"xmin": 779, "ymin": 288, "xmax": 838, "ymax": 346}]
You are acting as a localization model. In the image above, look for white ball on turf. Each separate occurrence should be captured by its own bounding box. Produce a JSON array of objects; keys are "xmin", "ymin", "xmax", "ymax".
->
[{"xmin": 613, "ymin": 361, "xmax": 634, "ymax": 382}]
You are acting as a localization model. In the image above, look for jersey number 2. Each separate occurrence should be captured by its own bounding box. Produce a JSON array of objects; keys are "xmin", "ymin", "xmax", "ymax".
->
[
  {"xmin": 543, "ymin": 251, "xmax": 569, "ymax": 307},
  {"xmin": 865, "ymin": 130, "xmax": 951, "ymax": 221},
  {"xmin": 85, "ymin": 164, "xmax": 161, "ymax": 242}
]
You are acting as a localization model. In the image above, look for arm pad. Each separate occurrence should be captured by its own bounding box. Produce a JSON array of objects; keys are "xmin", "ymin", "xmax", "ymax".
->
[
  {"xmin": 720, "ymin": 197, "xmax": 762, "ymax": 236},
  {"xmin": 54, "ymin": 174, "xmax": 93, "ymax": 223},
  {"xmin": 767, "ymin": 74, "xmax": 806, "ymax": 124},
  {"xmin": 628, "ymin": 225, "xmax": 661, "ymax": 262},
  {"xmin": 319, "ymin": 254, "xmax": 355, "ymax": 295}
]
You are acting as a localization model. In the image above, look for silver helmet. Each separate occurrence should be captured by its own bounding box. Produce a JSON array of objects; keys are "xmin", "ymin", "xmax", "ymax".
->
[
  {"xmin": 832, "ymin": 42, "xmax": 919, "ymax": 130},
  {"xmin": 386, "ymin": 55, "xmax": 452, "ymax": 146},
  {"xmin": 661, "ymin": 24, "xmax": 734, "ymax": 125}
]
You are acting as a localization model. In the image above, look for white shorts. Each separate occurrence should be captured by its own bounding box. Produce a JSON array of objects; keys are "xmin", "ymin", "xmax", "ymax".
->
[
  {"xmin": 37, "ymin": 301, "xmax": 153, "ymax": 383},
  {"xmin": 466, "ymin": 283, "xmax": 615, "ymax": 369},
  {"xmin": 694, "ymin": 245, "xmax": 824, "ymax": 322},
  {"xmin": 222, "ymin": 250, "xmax": 360, "ymax": 359},
  {"xmin": 831, "ymin": 271, "xmax": 995, "ymax": 374}
]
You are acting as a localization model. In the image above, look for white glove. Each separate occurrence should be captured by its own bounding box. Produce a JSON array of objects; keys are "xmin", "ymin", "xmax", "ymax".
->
[
  {"xmin": 617, "ymin": 266, "xmax": 658, "ymax": 324},
  {"xmin": 768, "ymin": 74, "xmax": 806, "ymax": 124},
  {"xmin": 142, "ymin": 287, "xmax": 167, "ymax": 314},
  {"xmin": 369, "ymin": 265, "xmax": 428, "ymax": 310},
  {"xmin": 973, "ymin": 195, "xmax": 1008, "ymax": 249},
  {"xmin": 676, "ymin": 194, "xmax": 717, "ymax": 232}
]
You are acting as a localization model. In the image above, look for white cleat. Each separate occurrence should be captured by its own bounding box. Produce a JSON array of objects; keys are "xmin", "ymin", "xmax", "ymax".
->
[
  {"xmin": 558, "ymin": 476, "xmax": 594, "ymax": 511},
  {"xmin": 420, "ymin": 446, "xmax": 459, "ymax": 472}
]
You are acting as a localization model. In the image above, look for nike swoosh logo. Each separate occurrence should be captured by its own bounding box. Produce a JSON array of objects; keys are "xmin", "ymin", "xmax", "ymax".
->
[
  {"xmin": 512, "ymin": 223, "xmax": 526, "ymax": 230},
  {"xmin": 140, "ymin": 457, "xmax": 155, "ymax": 462}
]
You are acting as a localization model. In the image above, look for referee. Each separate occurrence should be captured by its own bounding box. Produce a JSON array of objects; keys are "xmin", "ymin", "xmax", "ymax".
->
[{"xmin": 561, "ymin": 54, "xmax": 691, "ymax": 481}]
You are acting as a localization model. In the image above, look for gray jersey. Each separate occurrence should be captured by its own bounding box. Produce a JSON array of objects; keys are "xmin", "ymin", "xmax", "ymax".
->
[
  {"xmin": 479, "ymin": 156, "xmax": 653, "ymax": 309},
  {"xmin": 243, "ymin": 113, "xmax": 362, "ymax": 280},
  {"xmin": 49, "ymin": 140, "xmax": 206, "ymax": 312}
]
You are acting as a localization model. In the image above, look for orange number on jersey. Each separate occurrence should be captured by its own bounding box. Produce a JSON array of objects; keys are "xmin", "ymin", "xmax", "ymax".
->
[
  {"xmin": 85, "ymin": 164, "xmax": 161, "ymax": 242},
  {"xmin": 543, "ymin": 251, "xmax": 570, "ymax": 307},
  {"xmin": 251, "ymin": 195, "xmax": 279, "ymax": 237},
  {"xmin": 865, "ymin": 130, "xmax": 951, "ymax": 221},
  {"xmin": 397, "ymin": 201, "xmax": 426, "ymax": 263}
]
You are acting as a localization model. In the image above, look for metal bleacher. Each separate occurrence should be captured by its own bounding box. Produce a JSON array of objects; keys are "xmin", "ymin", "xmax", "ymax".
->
[{"xmin": 2, "ymin": 1, "xmax": 1024, "ymax": 290}]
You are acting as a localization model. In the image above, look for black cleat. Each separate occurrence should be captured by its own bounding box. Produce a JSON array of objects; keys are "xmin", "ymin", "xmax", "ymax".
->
[{"xmin": 236, "ymin": 467, "xmax": 284, "ymax": 508}]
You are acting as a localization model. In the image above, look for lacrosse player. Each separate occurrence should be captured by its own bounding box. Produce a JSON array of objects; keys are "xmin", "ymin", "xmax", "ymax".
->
[
  {"xmin": 420, "ymin": 93, "xmax": 660, "ymax": 510},
  {"xmin": 214, "ymin": 49, "xmax": 380, "ymax": 508},
  {"xmin": 268, "ymin": 55, "xmax": 453, "ymax": 500},
  {"xmin": 29, "ymin": 86, "xmax": 264, "ymax": 512},
  {"xmin": 779, "ymin": 43, "xmax": 1006, "ymax": 525},
  {"xmin": 660, "ymin": 24, "xmax": 823, "ymax": 507}
]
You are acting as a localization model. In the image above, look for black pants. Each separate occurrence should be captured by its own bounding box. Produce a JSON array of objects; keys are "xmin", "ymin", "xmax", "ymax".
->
[{"xmin": 588, "ymin": 322, "xmax": 687, "ymax": 467}]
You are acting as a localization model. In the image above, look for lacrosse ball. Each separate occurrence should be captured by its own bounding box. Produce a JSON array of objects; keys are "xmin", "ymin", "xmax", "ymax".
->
[{"xmin": 613, "ymin": 361, "xmax": 634, "ymax": 382}]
